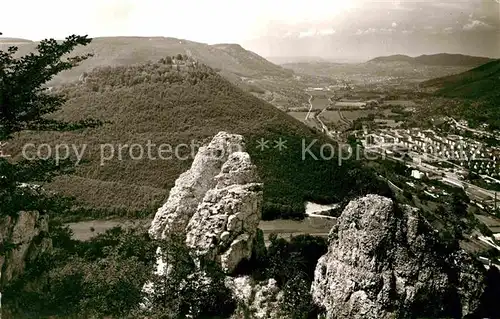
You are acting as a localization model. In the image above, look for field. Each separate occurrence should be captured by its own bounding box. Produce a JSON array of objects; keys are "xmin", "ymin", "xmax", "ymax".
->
[
  {"xmin": 320, "ymin": 111, "xmax": 343, "ymax": 123},
  {"xmin": 66, "ymin": 217, "xmax": 336, "ymax": 243},
  {"xmin": 475, "ymin": 214, "xmax": 500, "ymax": 233},
  {"xmin": 310, "ymin": 96, "xmax": 332, "ymax": 110},
  {"xmin": 335, "ymin": 101, "xmax": 367, "ymax": 108},
  {"xmin": 383, "ymin": 100, "xmax": 418, "ymax": 107},
  {"xmin": 319, "ymin": 109, "xmax": 402, "ymax": 128},
  {"xmin": 287, "ymin": 111, "xmax": 308, "ymax": 122},
  {"xmin": 381, "ymin": 109, "xmax": 399, "ymax": 117},
  {"xmin": 375, "ymin": 119, "xmax": 400, "ymax": 128},
  {"xmin": 282, "ymin": 61, "xmax": 471, "ymax": 86},
  {"xmin": 342, "ymin": 110, "xmax": 377, "ymax": 121}
]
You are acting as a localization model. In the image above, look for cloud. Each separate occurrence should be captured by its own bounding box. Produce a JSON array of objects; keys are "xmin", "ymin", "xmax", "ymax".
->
[
  {"xmin": 443, "ymin": 27, "xmax": 454, "ymax": 34},
  {"xmin": 298, "ymin": 29, "xmax": 317, "ymax": 38},
  {"xmin": 318, "ymin": 28, "xmax": 336, "ymax": 35},
  {"xmin": 355, "ymin": 28, "xmax": 377, "ymax": 35},
  {"xmin": 429, "ymin": 2, "xmax": 469, "ymax": 10},
  {"xmin": 296, "ymin": 28, "xmax": 336, "ymax": 38},
  {"xmin": 355, "ymin": 27, "xmax": 395, "ymax": 35},
  {"xmin": 380, "ymin": 28, "xmax": 396, "ymax": 33},
  {"xmin": 463, "ymin": 20, "xmax": 496, "ymax": 31}
]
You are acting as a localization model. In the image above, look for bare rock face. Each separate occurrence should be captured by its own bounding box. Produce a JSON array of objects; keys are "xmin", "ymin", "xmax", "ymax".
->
[
  {"xmin": 226, "ymin": 276, "xmax": 286, "ymax": 319},
  {"xmin": 149, "ymin": 132, "xmax": 246, "ymax": 240},
  {"xmin": 311, "ymin": 194, "xmax": 486, "ymax": 319},
  {"xmin": 0, "ymin": 211, "xmax": 52, "ymax": 286},
  {"xmin": 186, "ymin": 151, "xmax": 262, "ymax": 273},
  {"xmin": 149, "ymin": 132, "xmax": 262, "ymax": 273}
]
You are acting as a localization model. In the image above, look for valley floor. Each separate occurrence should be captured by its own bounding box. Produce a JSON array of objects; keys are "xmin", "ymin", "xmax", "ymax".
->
[{"xmin": 66, "ymin": 217, "xmax": 336, "ymax": 243}]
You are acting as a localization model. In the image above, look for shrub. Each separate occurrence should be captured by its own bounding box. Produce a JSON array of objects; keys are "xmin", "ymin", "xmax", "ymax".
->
[
  {"xmin": 140, "ymin": 235, "xmax": 236, "ymax": 318},
  {"xmin": 3, "ymin": 226, "xmax": 157, "ymax": 318}
]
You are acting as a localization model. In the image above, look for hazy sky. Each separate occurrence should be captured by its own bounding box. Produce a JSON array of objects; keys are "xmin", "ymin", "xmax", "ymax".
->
[{"xmin": 1, "ymin": 0, "xmax": 499, "ymax": 59}]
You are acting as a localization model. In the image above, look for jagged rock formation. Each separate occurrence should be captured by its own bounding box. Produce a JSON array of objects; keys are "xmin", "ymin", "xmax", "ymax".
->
[
  {"xmin": 185, "ymin": 151, "xmax": 262, "ymax": 273},
  {"xmin": 149, "ymin": 131, "xmax": 263, "ymax": 272},
  {"xmin": 149, "ymin": 132, "xmax": 246, "ymax": 240},
  {"xmin": 226, "ymin": 276, "xmax": 285, "ymax": 319},
  {"xmin": 311, "ymin": 194, "xmax": 486, "ymax": 319},
  {"xmin": 0, "ymin": 211, "xmax": 52, "ymax": 286},
  {"xmin": 144, "ymin": 132, "xmax": 272, "ymax": 316},
  {"xmin": 146, "ymin": 134, "xmax": 488, "ymax": 318}
]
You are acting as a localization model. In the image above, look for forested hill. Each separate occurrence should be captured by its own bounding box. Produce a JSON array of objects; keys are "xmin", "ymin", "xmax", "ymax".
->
[
  {"xmin": 7, "ymin": 58, "xmax": 389, "ymax": 219},
  {"xmin": 422, "ymin": 59, "xmax": 500, "ymax": 97},
  {"xmin": 368, "ymin": 54, "xmax": 414, "ymax": 63},
  {"xmin": 421, "ymin": 59, "xmax": 500, "ymax": 129},
  {"xmin": 0, "ymin": 36, "xmax": 292, "ymax": 86},
  {"xmin": 0, "ymin": 37, "xmax": 33, "ymax": 43}
]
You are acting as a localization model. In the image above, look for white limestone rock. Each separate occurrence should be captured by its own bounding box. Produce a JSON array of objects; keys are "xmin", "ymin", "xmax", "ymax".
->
[
  {"xmin": 149, "ymin": 132, "xmax": 245, "ymax": 240},
  {"xmin": 226, "ymin": 276, "xmax": 286, "ymax": 319},
  {"xmin": 148, "ymin": 133, "xmax": 262, "ymax": 275},
  {"xmin": 311, "ymin": 194, "xmax": 486, "ymax": 319},
  {"xmin": 186, "ymin": 152, "xmax": 262, "ymax": 273}
]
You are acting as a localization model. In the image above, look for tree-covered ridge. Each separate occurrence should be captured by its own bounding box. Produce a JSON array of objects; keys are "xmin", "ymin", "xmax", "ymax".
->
[
  {"xmin": 422, "ymin": 60, "xmax": 500, "ymax": 96},
  {"xmin": 7, "ymin": 57, "xmax": 390, "ymax": 220},
  {"xmin": 421, "ymin": 59, "xmax": 500, "ymax": 129},
  {"xmin": 0, "ymin": 37, "xmax": 293, "ymax": 87}
]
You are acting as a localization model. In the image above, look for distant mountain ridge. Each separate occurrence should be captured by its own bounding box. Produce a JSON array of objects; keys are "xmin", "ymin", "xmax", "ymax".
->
[
  {"xmin": 0, "ymin": 37, "xmax": 33, "ymax": 43},
  {"xmin": 421, "ymin": 59, "xmax": 500, "ymax": 97},
  {"xmin": 5, "ymin": 58, "xmax": 388, "ymax": 216},
  {"xmin": 0, "ymin": 36, "xmax": 292, "ymax": 85},
  {"xmin": 369, "ymin": 53, "xmax": 494, "ymax": 67},
  {"xmin": 368, "ymin": 54, "xmax": 414, "ymax": 64},
  {"xmin": 421, "ymin": 59, "xmax": 500, "ymax": 129}
]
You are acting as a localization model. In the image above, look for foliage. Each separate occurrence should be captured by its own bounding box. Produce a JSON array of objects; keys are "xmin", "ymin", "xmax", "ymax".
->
[
  {"xmin": 3, "ymin": 226, "xmax": 157, "ymax": 318},
  {"xmin": 141, "ymin": 235, "xmax": 236, "ymax": 319},
  {"xmin": 4, "ymin": 224, "xmax": 236, "ymax": 319},
  {"xmin": 51, "ymin": 205, "xmax": 155, "ymax": 223},
  {"xmin": 0, "ymin": 33, "xmax": 99, "ymax": 220},
  {"xmin": 262, "ymin": 202, "xmax": 305, "ymax": 220},
  {"xmin": 421, "ymin": 60, "xmax": 500, "ymax": 130},
  {"xmin": 6, "ymin": 57, "xmax": 391, "ymax": 220},
  {"xmin": 478, "ymin": 266, "xmax": 500, "ymax": 318},
  {"xmin": 268, "ymin": 235, "xmax": 327, "ymax": 317},
  {"xmin": 236, "ymin": 234, "xmax": 327, "ymax": 317},
  {"xmin": 0, "ymin": 34, "xmax": 99, "ymax": 138},
  {"xmin": 280, "ymin": 273, "xmax": 324, "ymax": 319}
]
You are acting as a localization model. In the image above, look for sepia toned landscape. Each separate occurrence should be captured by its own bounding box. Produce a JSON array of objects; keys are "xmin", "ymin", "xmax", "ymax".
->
[{"xmin": 1, "ymin": 0, "xmax": 499, "ymax": 318}]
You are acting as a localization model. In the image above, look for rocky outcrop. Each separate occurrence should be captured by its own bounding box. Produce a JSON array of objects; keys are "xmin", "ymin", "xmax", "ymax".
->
[
  {"xmin": 149, "ymin": 132, "xmax": 262, "ymax": 273},
  {"xmin": 144, "ymin": 132, "xmax": 269, "ymax": 315},
  {"xmin": 226, "ymin": 276, "xmax": 285, "ymax": 319},
  {"xmin": 147, "ymin": 133, "xmax": 489, "ymax": 318},
  {"xmin": 149, "ymin": 132, "xmax": 246, "ymax": 240},
  {"xmin": 0, "ymin": 211, "xmax": 52, "ymax": 286},
  {"xmin": 311, "ymin": 194, "xmax": 486, "ymax": 319},
  {"xmin": 185, "ymin": 151, "xmax": 262, "ymax": 273}
]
